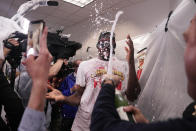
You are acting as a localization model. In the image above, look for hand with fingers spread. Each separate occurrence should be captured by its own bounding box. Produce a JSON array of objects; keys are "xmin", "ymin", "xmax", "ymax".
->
[
  {"xmin": 46, "ymin": 84, "xmax": 65, "ymax": 102},
  {"xmin": 125, "ymin": 35, "xmax": 134, "ymax": 64},
  {"xmin": 123, "ymin": 105, "xmax": 149, "ymax": 124}
]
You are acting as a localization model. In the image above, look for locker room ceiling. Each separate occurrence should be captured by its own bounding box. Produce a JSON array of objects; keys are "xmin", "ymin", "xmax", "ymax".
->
[{"xmin": 0, "ymin": 0, "xmax": 180, "ymax": 33}]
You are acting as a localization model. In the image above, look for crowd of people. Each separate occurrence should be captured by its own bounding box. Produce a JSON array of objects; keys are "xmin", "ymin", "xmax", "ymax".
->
[{"xmin": 0, "ymin": 7, "xmax": 196, "ymax": 131}]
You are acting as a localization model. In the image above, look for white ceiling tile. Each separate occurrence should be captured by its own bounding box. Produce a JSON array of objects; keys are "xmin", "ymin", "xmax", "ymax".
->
[
  {"xmin": 0, "ymin": 8, "xmax": 8, "ymax": 17},
  {"xmin": 7, "ymin": 5, "xmax": 18, "ymax": 18},
  {"xmin": 0, "ymin": 0, "xmax": 14, "ymax": 17},
  {"xmin": 75, "ymin": 0, "xmax": 129, "ymax": 20},
  {"xmin": 78, "ymin": 0, "xmax": 96, "ymax": 10},
  {"xmin": 74, "ymin": 8, "xmax": 91, "ymax": 17},
  {"xmin": 56, "ymin": 0, "xmax": 80, "ymax": 12},
  {"xmin": 33, "ymin": 6, "xmax": 59, "ymax": 15},
  {"xmin": 92, "ymin": 0, "xmax": 125, "ymax": 10},
  {"xmin": 25, "ymin": 12, "xmax": 47, "ymax": 21},
  {"xmin": 45, "ymin": 15, "xmax": 63, "ymax": 24},
  {"xmin": 12, "ymin": 0, "xmax": 27, "ymax": 8},
  {"xmin": 128, "ymin": 0, "xmax": 148, "ymax": 4},
  {"xmin": 57, "ymin": 19, "xmax": 71, "ymax": 26},
  {"xmin": 44, "ymin": 15, "xmax": 72, "ymax": 28},
  {"xmin": 66, "ymin": 14, "xmax": 86, "ymax": 23},
  {"xmin": 110, "ymin": 0, "xmax": 132, "ymax": 10},
  {"xmin": 51, "ymin": 8, "xmax": 75, "ymax": 19}
]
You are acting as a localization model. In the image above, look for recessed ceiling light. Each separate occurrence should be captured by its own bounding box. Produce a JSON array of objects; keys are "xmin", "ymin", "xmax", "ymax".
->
[{"xmin": 63, "ymin": 0, "xmax": 94, "ymax": 7}]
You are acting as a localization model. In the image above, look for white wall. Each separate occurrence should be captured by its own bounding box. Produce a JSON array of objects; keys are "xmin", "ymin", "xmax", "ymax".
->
[{"xmin": 64, "ymin": 0, "xmax": 180, "ymax": 60}]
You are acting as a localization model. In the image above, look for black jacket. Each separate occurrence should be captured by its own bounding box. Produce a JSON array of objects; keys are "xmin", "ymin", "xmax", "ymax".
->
[{"xmin": 90, "ymin": 84, "xmax": 196, "ymax": 131}]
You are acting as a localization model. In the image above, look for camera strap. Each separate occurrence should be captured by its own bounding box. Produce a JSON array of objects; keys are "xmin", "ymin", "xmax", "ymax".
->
[{"xmin": 3, "ymin": 40, "xmax": 15, "ymax": 50}]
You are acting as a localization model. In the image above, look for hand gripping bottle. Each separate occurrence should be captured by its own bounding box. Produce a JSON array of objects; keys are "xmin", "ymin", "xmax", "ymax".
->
[{"xmin": 115, "ymin": 89, "xmax": 135, "ymax": 123}]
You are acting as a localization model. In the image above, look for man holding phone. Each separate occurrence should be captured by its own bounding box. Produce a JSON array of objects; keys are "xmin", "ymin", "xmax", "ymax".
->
[{"xmin": 18, "ymin": 26, "xmax": 52, "ymax": 131}]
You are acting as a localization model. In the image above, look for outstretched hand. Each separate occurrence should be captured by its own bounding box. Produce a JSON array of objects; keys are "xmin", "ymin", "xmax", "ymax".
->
[
  {"xmin": 46, "ymin": 84, "xmax": 65, "ymax": 102},
  {"xmin": 125, "ymin": 35, "xmax": 134, "ymax": 64}
]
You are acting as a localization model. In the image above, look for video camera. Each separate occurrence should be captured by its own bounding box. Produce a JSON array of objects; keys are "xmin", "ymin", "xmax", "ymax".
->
[
  {"xmin": 47, "ymin": 32, "xmax": 82, "ymax": 61},
  {"xmin": 47, "ymin": 31, "xmax": 82, "ymax": 78},
  {"xmin": 3, "ymin": 31, "xmax": 27, "ymax": 51},
  {"xmin": 3, "ymin": 31, "xmax": 82, "ymax": 68},
  {"xmin": 3, "ymin": 31, "xmax": 27, "ymax": 68}
]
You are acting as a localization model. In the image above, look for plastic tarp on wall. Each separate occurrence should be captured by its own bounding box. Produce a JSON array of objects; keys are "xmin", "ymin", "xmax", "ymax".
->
[{"xmin": 137, "ymin": 0, "xmax": 196, "ymax": 121}]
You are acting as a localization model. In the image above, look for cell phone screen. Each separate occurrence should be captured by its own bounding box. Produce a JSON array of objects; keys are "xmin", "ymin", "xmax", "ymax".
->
[{"xmin": 27, "ymin": 20, "xmax": 45, "ymax": 57}]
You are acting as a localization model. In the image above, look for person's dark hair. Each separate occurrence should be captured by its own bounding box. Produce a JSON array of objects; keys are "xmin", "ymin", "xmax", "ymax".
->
[{"xmin": 97, "ymin": 31, "xmax": 116, "ymax": 49}]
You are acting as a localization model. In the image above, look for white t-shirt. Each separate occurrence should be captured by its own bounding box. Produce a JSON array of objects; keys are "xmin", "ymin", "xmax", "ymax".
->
[{"xmin": 72, "ymin": 57, "xmax": 128, "ymax": 131}]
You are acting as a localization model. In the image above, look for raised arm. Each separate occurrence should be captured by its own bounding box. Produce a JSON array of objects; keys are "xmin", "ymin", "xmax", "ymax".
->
[
  {"xmin": 125, "ymin": 35, "xmax": 141, "ymax": 101},
  {"xmin": 19, "ymin": 27, "xmax": 53, "ymax": 131}
]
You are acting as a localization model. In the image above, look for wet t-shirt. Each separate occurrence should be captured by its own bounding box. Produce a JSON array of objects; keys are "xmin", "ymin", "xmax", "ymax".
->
[{"xmin": 72, "ymin": 57, "xmax": 128, "ymax": 131}]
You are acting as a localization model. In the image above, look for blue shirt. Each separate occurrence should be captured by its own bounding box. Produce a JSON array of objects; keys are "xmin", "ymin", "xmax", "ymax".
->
[
  {"xmin": 18, "ymin": 107, "xmax": 46, "ymax": 131},
  {"xmin": 59, "ymin": 73, "xmax": 78, "ymax": 119}
]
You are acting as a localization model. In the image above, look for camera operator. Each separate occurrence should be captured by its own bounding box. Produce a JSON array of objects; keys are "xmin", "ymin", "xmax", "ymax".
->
[
  {"xmin": 0, "ymin": 38, "xmax": 24, "ymax": 131},
  {"xmin": 0, "ymin": 39, "xmax": 19, "ymax": 68}
]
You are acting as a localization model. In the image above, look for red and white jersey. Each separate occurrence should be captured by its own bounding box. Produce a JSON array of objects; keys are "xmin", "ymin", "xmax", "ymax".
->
[{"xmin": 72, "ymin": 57, "xmax": 128, "ymax": 131}]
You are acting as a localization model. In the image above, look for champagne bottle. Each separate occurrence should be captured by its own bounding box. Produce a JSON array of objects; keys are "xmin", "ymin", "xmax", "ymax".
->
[{"xmin": 115, "ymin": 89, "xmax": 135, "ymax": 123}]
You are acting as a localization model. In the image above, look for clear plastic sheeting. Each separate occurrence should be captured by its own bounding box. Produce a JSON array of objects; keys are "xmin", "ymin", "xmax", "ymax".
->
[
  {"xmin": 0, "ymin": 16, "xmax": 21, "ymax": 60},
  {"xmin": 137, "ymin": 0, "xmax": 196, "ymax": 121}
]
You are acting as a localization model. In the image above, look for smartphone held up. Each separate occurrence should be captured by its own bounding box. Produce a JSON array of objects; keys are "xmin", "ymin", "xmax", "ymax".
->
[{"xmin": 27, "ymin": 20, "xmax": 45, "ymax": 57}]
